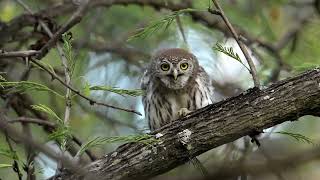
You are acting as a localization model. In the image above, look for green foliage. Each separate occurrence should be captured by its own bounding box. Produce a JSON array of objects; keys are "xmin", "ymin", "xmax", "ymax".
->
[
  {"xmin": 275, "ymin": 131, "xmax": 314, "ymax": 145},
  {"xmin": 0, "ymin": 74, "xmax": 6, "ymax": 81},
  {"xmin": 31, "ymin": 104, "xmax": 70, "ymax": 149},
  {"xmin": 90, "ymin": 85, "xmax": 144, "ymax": 97},
  {"xmin": 62, "ymin": 33, "xmax": 76, "ymax": 77},
  {"xmin": 31, "ymin": 61, "xmax": 56, "ymax": 75},
  {"xmin": 213, "ymin": 42, "xmax": 250, "ymax": 71},
  {"xmin": 0, "ymin": 148, "xmax": 18, "ymax": 160},
  {"xmin": 76, "ymin": 134, "xmax": 160, "ymax": 157},
  {"xmin": 128, "ymin": 8, "xmax": 199, "ymax": 41},
  {"xmin": 82, "ymin": 80, "xmax": 91, "ymax": 97},
  {"xmin": 0, "ymin": 81, "xmax": 64, "ymax": 98},
  {"xmin": 0, "ymin": 74, "xmax": 6, "ymax": 88},
  {"xmin": 0, "ymin": 164, "xmax": 12, "ymax": 168},
  {"xmin": 48, "ymin": 125, "xmax": 71, "ymax": 144},
  {"xmin": 31, "ymin": 104, "xmax": 63, "ymax": 123},
  {"xmin": 213, "ymin": 42, "xmax": 241, "ymax": 61},
  {"xmin": 293, "ymin": 63, "xmax": 319, "ymax": 73}
]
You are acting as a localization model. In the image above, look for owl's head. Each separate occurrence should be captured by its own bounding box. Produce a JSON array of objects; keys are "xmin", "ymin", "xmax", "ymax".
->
[{"xmin": 151, "ymin": 48, "xmax": 199, "ymax": 90}]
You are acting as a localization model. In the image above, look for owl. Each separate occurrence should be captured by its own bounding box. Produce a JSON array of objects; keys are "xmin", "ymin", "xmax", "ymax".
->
[{"xmin": 141, "ymin": 48, "xmax": 217, "ymax": 131}]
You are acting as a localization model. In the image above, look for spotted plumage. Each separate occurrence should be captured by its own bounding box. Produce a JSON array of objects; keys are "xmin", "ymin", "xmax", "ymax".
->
[{"xmin": 141, "ymin": 48, "xmax": 217, "ymax": 131}]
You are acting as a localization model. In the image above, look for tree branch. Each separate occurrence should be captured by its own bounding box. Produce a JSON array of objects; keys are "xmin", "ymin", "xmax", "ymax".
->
[
  {"xmin": 209, "ymin": 0, "xmax": 260, "ymax": 88},
  {"xmin": 52, "ymin": 68, "xmax": 320, "ymax": 180}
]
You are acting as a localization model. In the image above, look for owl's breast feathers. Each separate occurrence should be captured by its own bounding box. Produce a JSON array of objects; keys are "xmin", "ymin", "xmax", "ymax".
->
[{"xmin": 141, "ymin": 67, "xmax": 217, "ymax": 131}]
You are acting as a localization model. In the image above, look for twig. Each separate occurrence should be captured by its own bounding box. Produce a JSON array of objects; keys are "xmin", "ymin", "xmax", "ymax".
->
[
  {"xmin": 175, "ymin": 15, "xmax": 187, "ymax": 44},
  {"xmin": 5, "ymin": 132, "xmax": 23, "ymax": 180},
  {"xmin": 209, "ymin": 0, "xmax": 260, "ymax": 88},
  {"xmin": 35, "ymin": 1, "xmax": 89, "ymax": 58},
  {"xmin": 15, "ymin": 0, "xmax": 141, "ymax": 116},
  {"xmin": 30, "ymin": 59, "xmax": 141, "ymax": 115},
  {"xmin": 0, "ymin": 50, "xmax": 39, "ymax": 58},
  {"xmin": 9, "ymin": 117, "xmax": 99, "ymax": 161},
  {"xmin": 0, "ymin": 114, "xmax": 85, "ymax": 175},
  {"xmin": 9, "ymin": 117, "xmax": 56, "ymax": 127}
]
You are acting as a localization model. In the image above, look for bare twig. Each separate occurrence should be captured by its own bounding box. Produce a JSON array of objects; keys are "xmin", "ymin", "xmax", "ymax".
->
[
  {"xmin": 209, "ymin": 0, "xmax": 260, "ymax": 88},
  {"xmin": 0, "ymin": 50, "xmax": 39, "ymax": 58},
  {"xmin": 30, "ymin": 59, "xmax": 141, "ymax": 115},
  {"xmin": 9, "ymin": 117, "xmax": 56, "ymax": 128},
  {"xmin": 175, "ymin": 15, "xmax": 188, "ymax": 44},
  {"xmin": 0, "ymin": 114, "xmax": 85, "ymax": 174},
  {"xmin": 36, "ymin": 0, "xmax": 89, "ymax": 59}
]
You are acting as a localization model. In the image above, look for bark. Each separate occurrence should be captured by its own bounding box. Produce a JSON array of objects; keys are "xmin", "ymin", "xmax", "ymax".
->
[{"xmin": 52, "ymin": 68, "xmax": 320, "ymax": 180}]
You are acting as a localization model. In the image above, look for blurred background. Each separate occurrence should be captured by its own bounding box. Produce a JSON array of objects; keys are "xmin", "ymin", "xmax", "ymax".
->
[{"xmin": 1, "ymin": 0, "xmax": 320, "ymax": 179}]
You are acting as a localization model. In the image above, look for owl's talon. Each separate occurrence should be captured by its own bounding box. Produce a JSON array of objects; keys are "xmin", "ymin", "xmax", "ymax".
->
[{"xmin": 178, "ymin": 108, "xmax": 192, "ymax": 117}]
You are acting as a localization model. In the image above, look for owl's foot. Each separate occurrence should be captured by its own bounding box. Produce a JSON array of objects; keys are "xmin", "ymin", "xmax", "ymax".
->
[{"xmin": 178, "ymin": 108, "xmax": 192, "ymax": 117}]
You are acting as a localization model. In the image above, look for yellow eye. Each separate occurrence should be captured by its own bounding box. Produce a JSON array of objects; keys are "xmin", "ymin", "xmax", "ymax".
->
[
  {"xmin": 180, "ymin": 63, "xmax": 188, "ymax": 70},
  {"xmin": 160, "ymin": 63, "xmax": 170, "ymax": 71}
]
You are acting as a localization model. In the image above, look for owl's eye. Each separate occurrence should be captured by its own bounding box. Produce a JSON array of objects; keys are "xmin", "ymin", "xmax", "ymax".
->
[
  {"xmin": 160, "ymin": 63, "xmax": 170, "ymax": 71},
  {"xmin": 180, "ymin": 63, "xmax": 188, "ymax": 70}
]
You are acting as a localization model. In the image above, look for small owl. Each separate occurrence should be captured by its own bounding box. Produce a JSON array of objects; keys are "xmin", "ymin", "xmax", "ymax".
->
[{"xmin": 141, "ymin": 48, "xmax": 217, "ymax": 131}]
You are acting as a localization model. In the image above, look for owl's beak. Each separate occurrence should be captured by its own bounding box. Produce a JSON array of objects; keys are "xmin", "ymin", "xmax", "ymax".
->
[{"xmin": 173, "ymin": 69, "xmax": 178, "ymax": 80}]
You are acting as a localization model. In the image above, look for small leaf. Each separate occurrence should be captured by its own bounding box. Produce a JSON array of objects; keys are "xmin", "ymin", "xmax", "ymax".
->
[
  {"xmin": 0, "ymin": 148, "xmax": 18, "ymax": 160},
  {"xmin": 90, "ymin": 86, "xmax": 144, "ymax": 97},
  {"xmin": 48, "ymin": 126, "xmax": 71, "ymax": 144},
  {"xmin": 31, "ymin": 104, "xmax": 63, "ymax": 123},
  {"xmin": 275, "ymin": 131, "xmax": 314, "ymax": 145},
  {"xmin": 213, "ymin": 42, "xmax": 251, "ymax": 72},
  {"xmin": 293, "ymin": 63, "xmax": 319, "ymax": 73},
  {"xmin": 31, "ymin": 61, "xmax": 56, "ymax": 75},
  {"xmin": 0, "ymin": 81, "xmax": 64, "ymax": 98},
  {"xmin": 0, "ymin": 164, "xmax": 12, "ymax": 168},
  {"xmin": 0, "ymin": 75, "xmax": 6, "ymax": 81},
  {"xmin": 213, "ymin": 42, "xmax": 241, "ymax": 62},
  {"xmin": 83, "ymin": 80, "xmax": 91, "ymax": 97},
  {"xmin": 128, "ymin": 8, "xmax": 199, "ymax": 41},
  {"xmin": 62, "ymin": 33, "xmax": 75, "ymax": 77}
]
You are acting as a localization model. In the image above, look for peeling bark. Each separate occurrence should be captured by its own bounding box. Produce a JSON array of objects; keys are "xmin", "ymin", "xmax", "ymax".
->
[{"xmin": 52, "ymin": 68, "xmax": 320, "ymax": 180}]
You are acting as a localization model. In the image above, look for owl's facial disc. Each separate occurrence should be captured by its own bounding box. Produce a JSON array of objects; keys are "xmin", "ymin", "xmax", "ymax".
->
[{"xmin": 157, "ymin": 60, "xmax": 192, "ymax": 90}]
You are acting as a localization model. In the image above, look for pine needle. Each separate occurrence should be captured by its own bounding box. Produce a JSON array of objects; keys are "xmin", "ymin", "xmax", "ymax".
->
[
  {"xmin": 0, "ymin": 81, "xmax": 64, "ymax": 98},
  {"xmin": 275, "ymin": 131, "xmax": 314, "ymax": 145},
  {"xmin": 213, "ymin": 42, "xmax": 251, "ymax": 72},
  {"xmin": 31, "ymin": 104, "xmax": 63, "ymax": 123},
  {"xmin": 128, "ymin": 8, "xmax": 199, "ymax": 41}
]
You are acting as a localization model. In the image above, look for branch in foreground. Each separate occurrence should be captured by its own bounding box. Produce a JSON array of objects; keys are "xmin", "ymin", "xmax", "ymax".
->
[{"xmin": 53, "ymin": 68, "xmax": 320, "ymax": 180}]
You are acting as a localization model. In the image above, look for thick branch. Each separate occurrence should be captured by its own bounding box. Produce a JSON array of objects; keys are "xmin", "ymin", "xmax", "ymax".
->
[{"xmin": 53, "ymin": 68, "xmax": 320, "ymax": 180}]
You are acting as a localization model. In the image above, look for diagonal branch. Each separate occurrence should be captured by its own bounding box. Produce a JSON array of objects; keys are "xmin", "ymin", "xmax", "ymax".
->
[
  {"xmin": 52, "ymin": 68, "xmax": 320, "ymax": 180},
  {"xmin": 30, "ymin": 59, "xmax": 142, "ymax": 115},
  {"xmin": 209, "ymin": 0, "xmax": 260, "ymax": 88}
]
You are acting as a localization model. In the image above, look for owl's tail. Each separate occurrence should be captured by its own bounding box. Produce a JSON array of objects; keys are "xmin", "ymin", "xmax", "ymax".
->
[{"xmin": 190, "ymin": 157, "xmax": 209, "ymax": 176}]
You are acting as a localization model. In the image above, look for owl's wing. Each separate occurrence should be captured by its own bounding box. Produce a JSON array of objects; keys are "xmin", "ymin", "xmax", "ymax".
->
[{"xmin": 197, "ymin": 67, "xmax": 224, "ymax": 103}]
